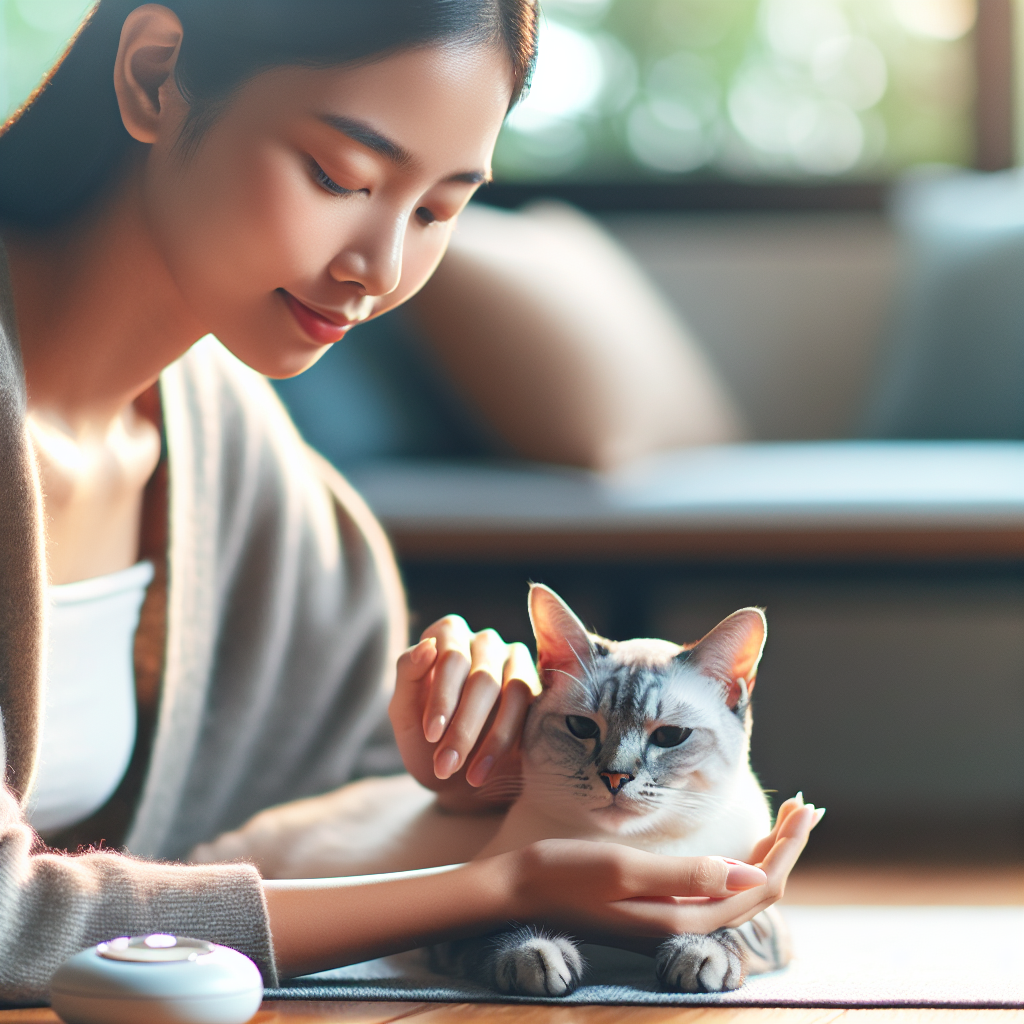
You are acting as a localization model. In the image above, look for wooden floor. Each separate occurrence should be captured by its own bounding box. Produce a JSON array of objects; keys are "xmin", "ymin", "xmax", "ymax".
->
[
  {"xmin": 5, "ymin": 865, "xmax": 1020, "ymax": 1024},
  {"xmin": 0, "ymin": 1008, "xmax": 1020, "ymax": 1024},
  {"xmin": 253, "ymin": 1010, "xmax": 1024, "ymax": 1024},
  {"xmin": 4, "ymin": 1004, "xmax": 1020, "ymax": 1024}
]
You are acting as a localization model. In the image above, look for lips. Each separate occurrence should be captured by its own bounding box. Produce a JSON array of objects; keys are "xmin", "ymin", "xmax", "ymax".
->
[{"xmin": 280, "ymin": 290, "xmax": 355, "ymax": 344}]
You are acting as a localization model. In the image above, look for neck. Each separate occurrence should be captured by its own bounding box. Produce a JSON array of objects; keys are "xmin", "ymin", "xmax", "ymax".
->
[{"xmin": 5, "ymin": 152, "xmax": 206, "ymax": 429}]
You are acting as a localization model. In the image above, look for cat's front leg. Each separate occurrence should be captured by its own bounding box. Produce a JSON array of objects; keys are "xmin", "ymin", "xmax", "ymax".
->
[
  {"xmin": 431, "ymin": 925, "xmax": 585, "ymax": 996},
  {"xmin": 655, "ymin": 928, "xmax": 745, "ymax": 992},
  {"xmin": 656, "ymin": 907, "xmax": 791, "ymax": 992}
]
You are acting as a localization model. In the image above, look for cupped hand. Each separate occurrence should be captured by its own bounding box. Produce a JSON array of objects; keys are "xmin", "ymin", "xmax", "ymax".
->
[
  {"xmin": 388, "ymin": 615, "xmax": 540, "ymax": 811},
  {"xmin": 503, "ymin": 797, "xmax": 823, "ymax": 952}
]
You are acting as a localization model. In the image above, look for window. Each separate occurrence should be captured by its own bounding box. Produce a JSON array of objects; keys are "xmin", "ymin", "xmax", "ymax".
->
[{"xmin": 494, "ymin": 0, "xmax": 984, "ymax": 183}]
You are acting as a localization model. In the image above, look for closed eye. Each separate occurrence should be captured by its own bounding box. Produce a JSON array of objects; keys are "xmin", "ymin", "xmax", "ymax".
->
[
  {"xmin": 312, "ymin": 160, "xmax": 363, "ymax": 197},
  {"xmin": 565, "ymin": 715, "xmax": 600, "ymax": 739},
  {"xmin": 649, "ymin": 725, "xmax": 693, "ymax": 748}
]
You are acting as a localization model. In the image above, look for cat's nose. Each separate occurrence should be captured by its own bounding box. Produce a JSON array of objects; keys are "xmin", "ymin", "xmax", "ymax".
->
[{"xmin": 599, "ymin": 771, "xmax": 634, "ymax": 794}]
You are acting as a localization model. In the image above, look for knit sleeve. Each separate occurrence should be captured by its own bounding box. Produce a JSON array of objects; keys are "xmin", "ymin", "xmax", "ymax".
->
[{"xmin": 0, "ymin": 777, "xmax": 277, "ymax": 1003}]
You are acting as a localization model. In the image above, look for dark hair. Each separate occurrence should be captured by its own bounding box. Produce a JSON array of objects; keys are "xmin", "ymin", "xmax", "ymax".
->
[{"xmin": 0, "ymin": 0, "xmax": 537, "ymax": 227}]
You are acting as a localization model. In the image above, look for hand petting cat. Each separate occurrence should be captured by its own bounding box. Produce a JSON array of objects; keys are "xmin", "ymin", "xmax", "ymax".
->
[{"xmin": 389, "ymin": 615, "xmax": 541, "ymax": 812}]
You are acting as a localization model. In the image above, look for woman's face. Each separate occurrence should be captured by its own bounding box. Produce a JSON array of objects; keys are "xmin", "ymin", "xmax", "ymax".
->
[{"xmin": 141, "ymin": 42, "xmax": 512, "ymax": 377}]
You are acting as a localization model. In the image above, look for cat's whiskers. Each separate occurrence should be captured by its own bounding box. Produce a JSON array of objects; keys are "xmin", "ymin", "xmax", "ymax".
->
[
  {"xmin": 473, "ymin": 778, "xmax": 526, "ymax": 802},
  {"xmin": 642, "ymin": 787, "xmax": 727, "ymax": 821}
]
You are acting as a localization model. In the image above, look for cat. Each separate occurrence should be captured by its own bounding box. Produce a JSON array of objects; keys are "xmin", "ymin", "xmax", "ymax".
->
[{"xmin": 430, "ymin": 583, "xmax": 791, "ymax": 996}]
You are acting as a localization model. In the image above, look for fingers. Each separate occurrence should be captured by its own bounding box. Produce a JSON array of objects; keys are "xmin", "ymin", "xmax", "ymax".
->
[
  {"xmin": 507, "ymin": 640, "xmax": 542, "ymax": 699},
  {"xmin": 749, "ymin": 791, "xmax": 806, "ymax": 864},
  {"xmin": 466, "ymin": 643, "xmax": 538, "ymax": 787},
  {"xmin": 615, "ymin": 851, "xmax": 766, "ymax": 902},
  {"xmin": 760, "ymin": 800, "xmax": 820, "ymax": 884},
  {"xmin": 693, "ymin": 804, "xmax": 819, "ymax": 932},
  {"xmin": 399, "ymin": 615, "xmax": 540, "ymax": 788},
  {"xmin": 602, "ymin": 806, "xmax": 818, "ymax": 938},
  {"xmin": 432, "ymin": 628, "xmax": 509, "ymax": 779},
  {"xmin": 419, "ymin": 616, "xmax": 474, "ymax": 745},
  {"xmin": 389, "ymin": 637, "xmax": 438, "ymax": 736}
]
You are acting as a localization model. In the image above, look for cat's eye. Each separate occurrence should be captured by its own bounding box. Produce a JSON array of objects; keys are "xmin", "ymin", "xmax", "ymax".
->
[
  {"xmin": 565, "ymin": 715, "xmax": 600, "ymax": 739},
  {"xmin": 649, "ymin": 725, "xmax": 693, "ymax": 748}
]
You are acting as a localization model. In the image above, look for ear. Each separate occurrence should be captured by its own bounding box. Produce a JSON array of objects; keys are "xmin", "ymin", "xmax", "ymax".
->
[
  {"xmin": 528, "ymin": 584, "xmax": 594, "ymax": 690},
  {"xmin": 113, "ymin": 4, "xmax": 186, "ymax": 145},
  {"xmin": 682, "ymin": 608, "xmax": 766, "ymax": 709}
]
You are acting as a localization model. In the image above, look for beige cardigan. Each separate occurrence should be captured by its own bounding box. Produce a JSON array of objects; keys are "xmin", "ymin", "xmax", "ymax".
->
[{"xmin": 0, "ymin": 246, "xmax": 407, "ymax": 1001}]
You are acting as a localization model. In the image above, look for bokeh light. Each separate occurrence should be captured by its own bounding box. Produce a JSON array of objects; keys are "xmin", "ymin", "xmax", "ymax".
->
[
  {"xmin": 494, "ymin": 0, "xmax": 976, "ymax": 182},
  {"xmin": 506, "ymin": 20, "xmax": 606, "ymax": 132},
  {"xmin": 891, "ymin": 0, "xmax": 976, "ymax": 41}
]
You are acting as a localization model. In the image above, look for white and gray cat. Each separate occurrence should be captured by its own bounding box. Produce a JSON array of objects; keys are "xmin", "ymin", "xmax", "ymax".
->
[{"xmin": 431, "ymin": 583, "xmax": 791, "ymax": 996}]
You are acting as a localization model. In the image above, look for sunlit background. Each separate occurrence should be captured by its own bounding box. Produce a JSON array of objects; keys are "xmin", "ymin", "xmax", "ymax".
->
[
  {"xmin": 0, "ymin": 0, "xmax": 92, "ymax": 116},
  {"xmin": 1, "ymin": 0, "xmax": 979, "ymax": 181},
  {"xmin": 498, "ymin": 0, "xmax": 978, "ymax": 180}
]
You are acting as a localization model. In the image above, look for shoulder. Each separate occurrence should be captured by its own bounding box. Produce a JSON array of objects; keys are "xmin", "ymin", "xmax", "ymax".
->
[
  {"xmin": 162, "ymin": 335, "xmax": 325, "ymax": 510},
  {"xmin": 161, "ymin": 335, "xmax": 404, "ymax": 630},
  {"xmin": 0, "ymin": 240, "xmax": 26, "ymax": 409}
]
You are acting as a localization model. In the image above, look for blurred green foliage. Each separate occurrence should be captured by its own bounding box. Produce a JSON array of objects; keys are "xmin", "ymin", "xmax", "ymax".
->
[
  {"xmin": 0, "ymin": 0, "xmax": 92, "ymax": 119},
  {"xmin": 1, "ymin": 0, "xmax": 976, "ymax": 182},
  {"xmin": 495, "ymin": 0, "xmax": 977, "ymax": 180}
]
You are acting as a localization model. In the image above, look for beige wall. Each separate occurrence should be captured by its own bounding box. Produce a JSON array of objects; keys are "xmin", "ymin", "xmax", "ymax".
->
[{"xmin": 603, "ymin": 212, "xmax": 902, "ymax": 441}]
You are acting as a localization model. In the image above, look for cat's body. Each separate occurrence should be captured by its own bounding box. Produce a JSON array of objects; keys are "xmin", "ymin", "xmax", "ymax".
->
[{"xmin": 433, "ymin": 586, "xmax": 790, "ymax": 997}]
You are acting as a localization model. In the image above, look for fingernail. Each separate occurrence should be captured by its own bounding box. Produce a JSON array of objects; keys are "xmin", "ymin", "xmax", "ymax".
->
[
  {"xmin": 813, "ymin": 807, "xmax": 826, "ymax": 825},
  {"xmin": 434, "ymin": 747, "xmax": 460, "ymax": 779},
  {"xmin": 721, "ymin": 859, "xmax": 767, "ymax": 890},
  {"xmin": 411, "ymin": 638, "xmax": 437, "ymax": 666},
  {"xmin": 467, "ymin": 755, "xmax": 494, "ymax": 787},
  {"xmin": 425, "ymin": 715, "xmax": 446, "ymax": 744},
  {"xmin": 795, "ymin": 791, "xmax": 804, "ymax": 806}
]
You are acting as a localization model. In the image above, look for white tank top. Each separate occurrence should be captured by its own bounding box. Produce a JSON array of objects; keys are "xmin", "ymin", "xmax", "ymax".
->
[{"xmin": 28, "ymin": 561, "xmax": 155, "ymax": 834}]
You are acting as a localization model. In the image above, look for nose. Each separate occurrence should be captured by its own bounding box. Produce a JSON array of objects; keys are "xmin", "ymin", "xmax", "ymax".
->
[
  {"xmin": 328, "ymin": 215, "xmax": 404, "ymax": 297},
  {"xmin": 599, "ymin": 771, "xmax": 634, "ymax": 795}
]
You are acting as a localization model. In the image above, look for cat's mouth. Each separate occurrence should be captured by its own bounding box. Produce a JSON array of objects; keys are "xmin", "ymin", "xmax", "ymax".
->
[{"xmin": 592, "ymin": 795, "xmax": 646, "ymax": 819}]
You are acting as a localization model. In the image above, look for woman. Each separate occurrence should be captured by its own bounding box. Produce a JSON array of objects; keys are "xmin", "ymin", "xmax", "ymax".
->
[{"xmin": 0, "ymin": 0, "xmax": 818, "ymax": 1000}]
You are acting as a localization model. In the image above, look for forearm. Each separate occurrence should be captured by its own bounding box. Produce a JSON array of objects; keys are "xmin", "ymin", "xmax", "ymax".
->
[{"xmin": 264, "ymin": 858, "xmax": 513, "ymax": 979}]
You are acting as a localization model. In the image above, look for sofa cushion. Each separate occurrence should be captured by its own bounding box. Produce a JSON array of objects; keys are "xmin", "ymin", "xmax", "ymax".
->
[
  {"xmin": 865, "ymin": 169, "xmax": 1024, "ymax": 440},
  {"xmin": 407, "ymin": 201, "xmax": 746, "ymax": 469}
]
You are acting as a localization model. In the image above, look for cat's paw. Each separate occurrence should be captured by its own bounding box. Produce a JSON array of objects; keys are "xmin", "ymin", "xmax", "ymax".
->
[
  {"xmin": 490, "ymin": 927, "xmax": 585, "ymax": 996},
  {"xmin": 656, "ymin": 929, "xmax": 745, "ymax": 992}
]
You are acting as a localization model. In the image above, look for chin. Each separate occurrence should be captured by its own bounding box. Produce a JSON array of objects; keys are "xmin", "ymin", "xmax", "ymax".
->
[
  {"xmin": 222, "ymin": 334, "xmax": 331, "ymax": 379},
  {"xmin": 589, "ymin": 801, "xmax": 655, "ymax": 835}
]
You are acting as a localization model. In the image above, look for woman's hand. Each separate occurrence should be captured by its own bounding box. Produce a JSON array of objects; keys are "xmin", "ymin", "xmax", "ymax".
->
[
  {"xmin": 266, "ymin": 796, "xmax": 821, "ymax": 979},
  {"xmin": 504, "ymin": 798, "xmax": 822, "ymax": 952},
  {"xmin": 389, "ymin": 615, "xmax": 540, "ymax": 812}
]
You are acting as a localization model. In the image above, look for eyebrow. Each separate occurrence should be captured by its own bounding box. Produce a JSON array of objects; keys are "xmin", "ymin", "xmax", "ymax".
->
[{"xmin": 318, "ymin": 113, "xmax": 491, "ymax": 185}]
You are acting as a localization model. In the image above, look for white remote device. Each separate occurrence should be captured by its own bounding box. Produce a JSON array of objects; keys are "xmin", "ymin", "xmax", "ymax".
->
[{"xmin": 50, "ymin": 934, "xmax": 264, "ymax": 1024}]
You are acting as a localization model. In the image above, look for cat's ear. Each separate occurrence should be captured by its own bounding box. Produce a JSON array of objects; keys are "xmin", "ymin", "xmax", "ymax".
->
[
  {"xmin": 529, "ymin": 584, "xmax": 594, "ymax": 690},
  {"xmin": 682, "ymin": 608, "xmax": 766, "ymax": 709}
]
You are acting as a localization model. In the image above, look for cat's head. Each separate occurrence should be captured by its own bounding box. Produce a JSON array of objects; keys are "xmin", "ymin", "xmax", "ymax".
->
[{"xmin": 519, "ymin": 584, "xmax": 766, "ymax": 838}]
